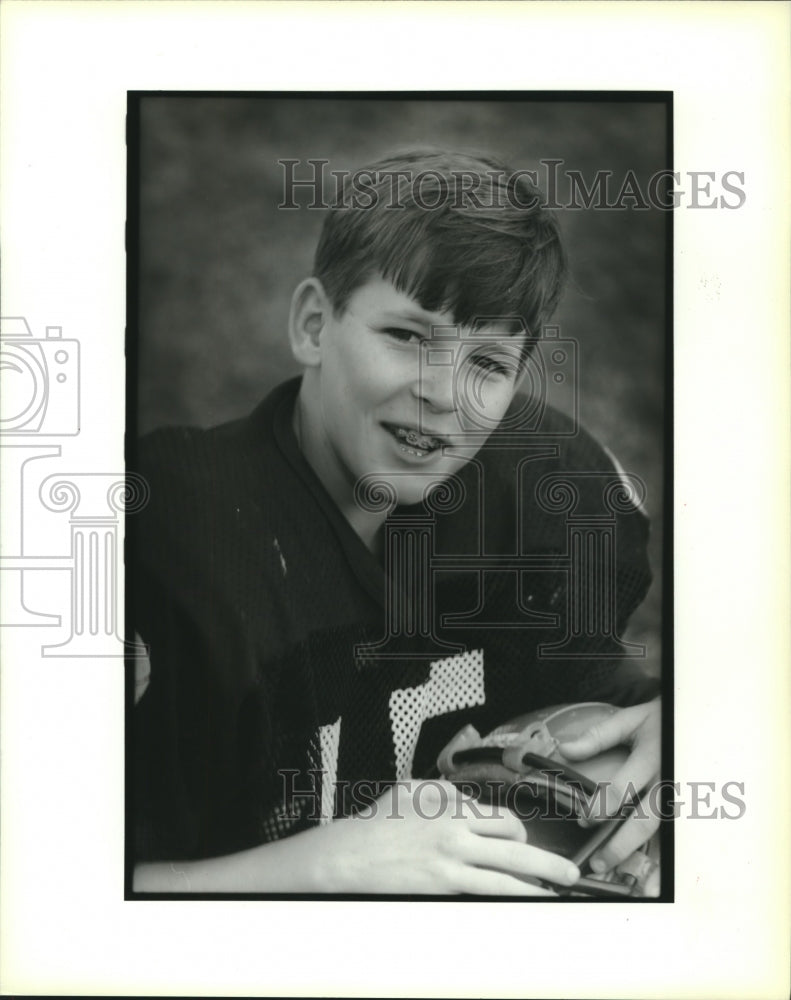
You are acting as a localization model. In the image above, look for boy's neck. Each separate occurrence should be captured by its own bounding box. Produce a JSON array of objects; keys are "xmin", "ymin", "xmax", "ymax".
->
[{"xmin": 292, "ymin": 383, "xmax": 387, "ymax": 556}]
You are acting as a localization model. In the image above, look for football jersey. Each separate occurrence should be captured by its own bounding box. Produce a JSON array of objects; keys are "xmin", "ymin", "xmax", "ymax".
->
[{"xmin": 131, "ymin": 377, "xmax": 658, "ymax": 861}]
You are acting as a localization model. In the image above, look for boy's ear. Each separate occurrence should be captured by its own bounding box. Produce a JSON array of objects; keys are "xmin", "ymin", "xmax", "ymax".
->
[{"xmin": 288, "ymin": 277, "xmax": 331, "ymax": 367}]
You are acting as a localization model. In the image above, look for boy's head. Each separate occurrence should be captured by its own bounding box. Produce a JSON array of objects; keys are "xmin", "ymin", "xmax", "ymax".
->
[
  {"xmin": 290, "ymin": 149, "xmax": 569, "ymax": 515},
  {"xmin": 313, "ymin": 148, "xmax": 567, "ymax": 342}
]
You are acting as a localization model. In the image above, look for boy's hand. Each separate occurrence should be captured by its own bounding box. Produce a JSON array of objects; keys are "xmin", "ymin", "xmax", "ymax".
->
[
  {"xmin": 312, "ymin": 779, "xmax": 580, "ymax": 895},
  {"xmin": 557, "ymin": 698, "xmax": 661, "ymax": 875}
]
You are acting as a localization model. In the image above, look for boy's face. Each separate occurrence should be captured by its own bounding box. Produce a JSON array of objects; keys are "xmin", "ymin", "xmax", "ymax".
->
[{"xmin": 302, "ymin": 277, "xmax": 526, "ymax": 509}]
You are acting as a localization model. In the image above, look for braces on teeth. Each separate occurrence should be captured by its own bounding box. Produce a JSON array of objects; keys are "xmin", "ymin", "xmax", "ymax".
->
[{"xmin": 395, "ymin": 427, "xmax": 439, "ymax": 450}]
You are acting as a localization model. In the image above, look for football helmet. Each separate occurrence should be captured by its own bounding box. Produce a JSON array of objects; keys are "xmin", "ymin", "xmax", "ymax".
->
[{"xmin": 437, "ymin": 701, "xmax": 660, "ymax": 897}]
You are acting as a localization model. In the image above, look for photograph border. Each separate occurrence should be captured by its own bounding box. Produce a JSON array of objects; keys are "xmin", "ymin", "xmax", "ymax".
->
[{"xmin": 124, "ymin": 88, "xmax": 674, "ymax": 903}]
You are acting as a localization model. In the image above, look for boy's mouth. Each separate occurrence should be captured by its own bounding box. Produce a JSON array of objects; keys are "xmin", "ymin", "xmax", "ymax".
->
[{"xmin": 383, "ymin": 423, "xmax": 445, "ymax": 457}]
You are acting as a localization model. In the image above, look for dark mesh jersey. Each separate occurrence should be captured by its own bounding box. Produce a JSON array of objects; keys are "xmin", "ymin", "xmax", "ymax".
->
[{"xmin": 130, "ymin": 377, "xmax": 659, "ymax": 862}]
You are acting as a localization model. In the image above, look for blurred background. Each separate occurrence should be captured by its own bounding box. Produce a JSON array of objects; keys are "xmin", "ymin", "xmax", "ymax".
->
[{"xmin": 134, "ymin": 95, "xmax": 668, "ymax": 677}]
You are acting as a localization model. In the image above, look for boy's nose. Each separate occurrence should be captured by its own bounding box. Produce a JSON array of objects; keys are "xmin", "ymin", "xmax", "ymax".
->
[{"xmin": 413, "ymin": 357, "xmax": 456, "ymax": 415}]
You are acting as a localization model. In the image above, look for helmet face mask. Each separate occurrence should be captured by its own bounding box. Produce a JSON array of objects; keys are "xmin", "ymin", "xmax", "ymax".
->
[{"xmin": 437, "ymin": 702, "xmax": 660, "ymax": 897}]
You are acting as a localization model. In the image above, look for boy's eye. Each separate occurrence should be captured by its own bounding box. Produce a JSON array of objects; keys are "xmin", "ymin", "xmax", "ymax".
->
[
  {"xmin": 470, "ymin": 352, "xmax": 519, "ymax": 378},
  {"xmin": 383, "ymin": 327, "xmax": 423, "ymax": 344}
]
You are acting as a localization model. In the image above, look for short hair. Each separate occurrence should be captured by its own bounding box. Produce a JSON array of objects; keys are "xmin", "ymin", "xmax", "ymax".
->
[{"xmin": 313, "ymin": 148, "xmax": 568, "ymax": 339}]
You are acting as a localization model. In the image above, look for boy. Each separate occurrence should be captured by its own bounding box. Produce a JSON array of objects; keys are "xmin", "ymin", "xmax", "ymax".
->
[{"xmin": 131, "ymin": 149, "xmax": 661, "ymax": 894}]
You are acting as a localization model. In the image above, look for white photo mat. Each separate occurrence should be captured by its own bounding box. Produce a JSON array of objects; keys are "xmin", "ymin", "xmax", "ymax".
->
[{"xmin": 1, "ymin": 2, "xmax": 789, "ymax": 997}]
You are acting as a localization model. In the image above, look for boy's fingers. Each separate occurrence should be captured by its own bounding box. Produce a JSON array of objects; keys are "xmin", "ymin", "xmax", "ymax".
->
[
  {"xmin": 385, "ymin": 778, "xmax": 469, "ymax": 809},
  {"xmin": 589, "ymin": 808, "xmax": 660, "ymax": 874},
  {"xmin": 558, "ymin": 712, "xmax": 634, "ymax": 760},
  {"xmin": 464, "ymin": 836, "xmax": 580, "ymax": 887},
  {"xmin": 464, "ymin": 804, "xmax": 528, "ymax": 843},
  {"xmin": 642, "ymin": 866, "xmax": 661, "ymax": 898},
  {"xmin": 607, "ymin": 754, "xmax": 660, "ymax": 813},
  {"xmin": 457, "ymin": 867, "xmax": 559, "ymax": 897},
  {"xmin": 579, "ymin": 771, "xmax": 658, "ymax": 829},
  {"xmin": 559, "ymin": 700, "xmax": 658, "ymax": 762},
  {"xmin": 417, "ymin": 778, "xmax": 474, "ymax": 805}
]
